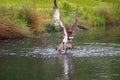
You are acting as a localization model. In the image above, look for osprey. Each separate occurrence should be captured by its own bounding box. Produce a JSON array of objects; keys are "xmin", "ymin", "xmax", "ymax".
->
[{"xmin": 53, "ymin": 0, "xmax": 78, "ymax": 52}]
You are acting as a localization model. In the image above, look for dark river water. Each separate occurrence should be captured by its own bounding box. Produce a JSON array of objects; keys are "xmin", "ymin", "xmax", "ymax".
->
[{"xmin": 0, "ymin": 27, "xmax": 120, "ymax": 80}]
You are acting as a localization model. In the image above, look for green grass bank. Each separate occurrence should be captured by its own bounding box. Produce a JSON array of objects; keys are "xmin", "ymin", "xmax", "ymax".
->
[{"xmin": 0, "ymin": 0, "xmax": 120, "ymax": 39}]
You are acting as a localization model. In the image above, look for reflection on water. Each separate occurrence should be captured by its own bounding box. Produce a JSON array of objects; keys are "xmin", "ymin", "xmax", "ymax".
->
[
  {"xmin": 58, "ymin": 55, "xmax": 72, "ymax": 80},
  {"xmin": 64, "ymin": 56, "xmax": 69, "ymax": 79},
  {"xmin": 0, "ymin": 27, "xmax": 120, "ymax": 80}
]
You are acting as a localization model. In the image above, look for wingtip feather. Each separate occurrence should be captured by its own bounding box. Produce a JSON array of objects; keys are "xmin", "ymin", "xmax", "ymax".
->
[{"xmin": 54, "ymin": 0, "xmax": 58, "ymax": 8}]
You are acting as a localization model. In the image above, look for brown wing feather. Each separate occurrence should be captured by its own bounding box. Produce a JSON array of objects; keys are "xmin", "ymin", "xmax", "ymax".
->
[
  {"xmin": 67, "ymin": 7, "xmax": 78, "ymax": 33},
  {"xmin": 54, "ymin": 0, "xmax": 58, "ymax": 8}
]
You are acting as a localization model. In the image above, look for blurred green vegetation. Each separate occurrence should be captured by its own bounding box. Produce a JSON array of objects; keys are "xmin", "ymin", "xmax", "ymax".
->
[{"xmin": 0, "ymin": 0, "xmax": 120, "ymax": 35}]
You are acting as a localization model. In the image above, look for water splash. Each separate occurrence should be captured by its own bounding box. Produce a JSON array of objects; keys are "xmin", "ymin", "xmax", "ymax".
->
[{"xmin": 0, "ymin": 42, "xmax": 120, "ymax": 57}]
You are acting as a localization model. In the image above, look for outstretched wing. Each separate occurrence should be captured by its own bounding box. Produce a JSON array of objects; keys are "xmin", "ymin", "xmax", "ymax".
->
[
  {"xmin": 53, "ymin": 0, "xmax": 64, "ymax": 28},
  {"xmin": 53, "ymin": 0, "xmax": 60, "ymax": 26},
  {"xmin": 53, "ymin": 0, "xmax": 68, "ymax": 47},
  {"xmin": 67, "ymin": 7, "xmax": 78, "ymax": 33}
]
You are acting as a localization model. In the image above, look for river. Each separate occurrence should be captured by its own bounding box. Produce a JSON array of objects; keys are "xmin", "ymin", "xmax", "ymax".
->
[{"xmin": 0, "ymin": 27, "xmax": 120, "ymax": 80}]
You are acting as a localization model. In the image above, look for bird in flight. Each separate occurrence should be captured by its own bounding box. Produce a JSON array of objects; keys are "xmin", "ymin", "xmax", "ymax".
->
[{"xmin": 53, "ymin": 0, "xmax": 78, "ymax": 53}]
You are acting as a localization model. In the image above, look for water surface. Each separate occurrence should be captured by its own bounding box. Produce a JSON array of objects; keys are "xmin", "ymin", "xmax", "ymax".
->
[{"xmin": 0, "ymin": 27, "xmax": 120, "ymax": 80}]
